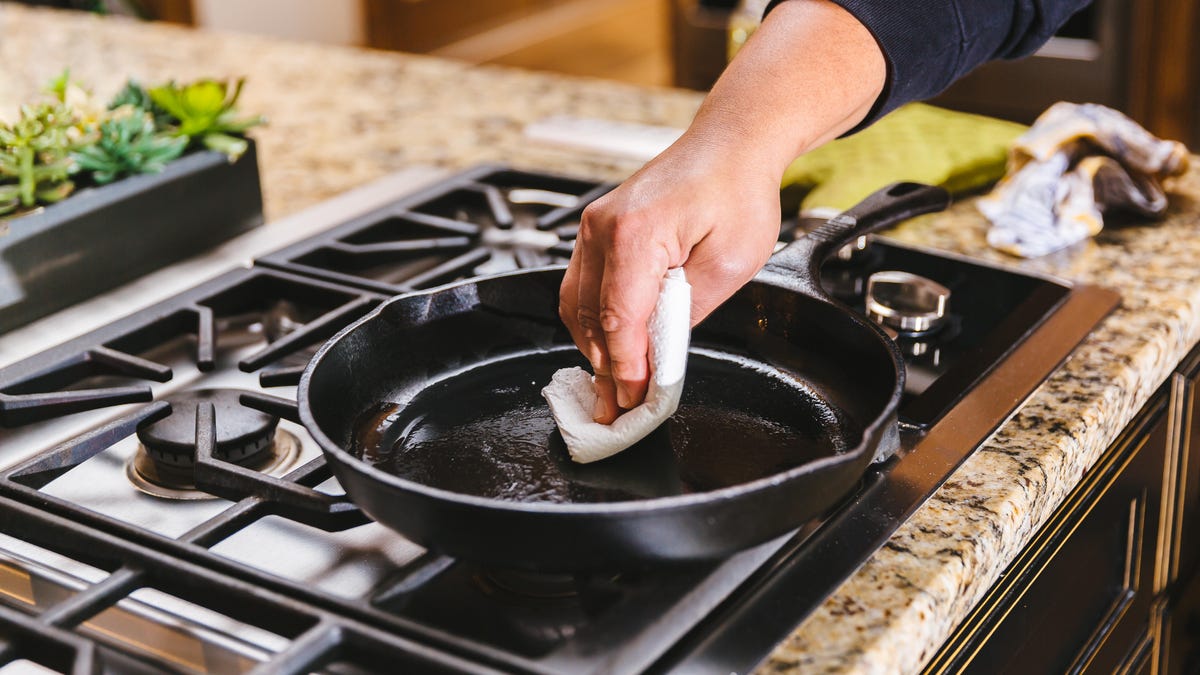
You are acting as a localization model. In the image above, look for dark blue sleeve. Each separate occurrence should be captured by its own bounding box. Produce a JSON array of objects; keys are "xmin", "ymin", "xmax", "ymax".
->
[{"xmin": 763, "ymin": 0, "xmax": 1093, "ymax": 130}]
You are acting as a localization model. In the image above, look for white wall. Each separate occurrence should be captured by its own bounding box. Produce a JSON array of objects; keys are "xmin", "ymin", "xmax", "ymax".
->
[{"xmin": 192, "ymin": 0, "xmax": 365, "ymax": 46}]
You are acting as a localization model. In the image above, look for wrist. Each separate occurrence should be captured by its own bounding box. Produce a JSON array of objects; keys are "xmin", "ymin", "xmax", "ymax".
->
[
  {"xmin": 672, "ymin": 117, "xmax": 794, "ymax": 188},
  {"xmin": 678, "ymin": 0, "xmax": 885, "ymax": 182}
]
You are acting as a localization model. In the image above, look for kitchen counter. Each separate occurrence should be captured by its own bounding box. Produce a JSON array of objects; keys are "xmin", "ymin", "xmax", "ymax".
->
[
  {"xmin": 0, "ymin": 4, "xmax": 699, "ymax": 221},
  {"xmin": 3, "ymin": 5, "xmax": 1199, "ymax": 673}
]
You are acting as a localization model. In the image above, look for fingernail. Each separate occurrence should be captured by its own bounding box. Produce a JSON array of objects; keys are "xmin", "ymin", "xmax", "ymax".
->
[
  {"xmin": 592, "ymin": 395, "xmax": 611, "ymax": 422},
  {"xmin": 616, "ymin": 386, "xmax": 632, "ymax": 409}
]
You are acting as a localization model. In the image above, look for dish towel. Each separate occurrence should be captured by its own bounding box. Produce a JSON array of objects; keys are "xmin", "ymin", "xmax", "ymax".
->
[
  {"xmin": 780, "ymin": 102, "xmax": 1027, "ymax": 217},
  {"xmin": 978, "ymin": 102, "xmax": 1190, "ymax": 258},
  {"xmin": 542, "ymin": 269, "xmax": 691, "ymax": 464}
]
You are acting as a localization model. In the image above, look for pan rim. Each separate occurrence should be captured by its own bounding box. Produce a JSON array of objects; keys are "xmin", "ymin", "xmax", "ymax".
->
[{"xmin": 299, "ymin": 268, "xmax": 904, "ymax": 515}]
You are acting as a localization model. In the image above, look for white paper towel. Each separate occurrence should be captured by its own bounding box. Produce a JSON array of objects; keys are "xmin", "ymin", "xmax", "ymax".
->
[{"xmin": 542, "ymin": 268, "xmax": 691, "ymax": 463}]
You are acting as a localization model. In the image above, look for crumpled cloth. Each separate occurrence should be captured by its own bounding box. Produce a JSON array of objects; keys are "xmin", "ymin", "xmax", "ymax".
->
[
  {"xmin": 978, "ymin": 102, "xmax": 1190, "ymax": 258},
  {"xmin": 542, "ymin": 269, "xmax": 691, "ymax": 464}
]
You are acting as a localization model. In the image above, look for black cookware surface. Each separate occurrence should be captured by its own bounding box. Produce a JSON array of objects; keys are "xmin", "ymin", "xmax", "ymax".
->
[{"xmin": 349, "ymin": 349, "xmax": 853, "ymax": 504}]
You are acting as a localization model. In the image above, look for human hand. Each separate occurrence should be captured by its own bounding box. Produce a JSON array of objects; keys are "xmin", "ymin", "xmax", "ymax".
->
[
  {"xmin": 557, "ymin": 0, "xmax": 885, "ymax": 424},
  {"xmin": 558, "ymin": 135, "xmax": 784, "ymax": 423}
]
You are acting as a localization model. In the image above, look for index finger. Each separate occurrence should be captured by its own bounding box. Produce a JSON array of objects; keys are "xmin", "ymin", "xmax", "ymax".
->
[
  {"xmin": 560, "ymin": 233, "xmax": 620, "ymax": 423},
  {"xmin": 600, "ymin": 243, "xmax": 670, "ymax": 409}
]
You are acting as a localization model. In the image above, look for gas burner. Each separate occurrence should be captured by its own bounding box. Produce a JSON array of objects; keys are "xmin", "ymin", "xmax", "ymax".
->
[
  {"xmin": 256, "ymin": 167, "xmax": 613, "ymax": 295},
  {"xmin": 411, "ymin": 181, "xmax": 585, "ymax": 277},
  {"xmin": 473, "ymin": 187, "xmax": 577, "ymax": 276},
  {"xmin": 476, "ymin": 568, "xmax": 621, "ymax": 601},
  {"xmin": 865, "ymin": 271, "xmax": 952, "ymax": 335},
  {"xmin": 214, "ymin": 299, "xmax": 306, "ymax": 345},
  {"xmin": 138, "ymin": 389, "xmax": 277, "ymax": 467},
  {"xmin": 128, "ymin": 388, "xmax": 302, "ymax": 499}
]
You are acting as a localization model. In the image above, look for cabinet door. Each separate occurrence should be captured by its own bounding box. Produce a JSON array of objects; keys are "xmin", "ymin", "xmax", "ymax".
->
[
  {"xmin": 1173, "ymin": 353, "xmax": 1200, "ymax": 585},
  {"xmin": 1162, "ymin": 350, "xmax": 1200, "ymax": 674},
  {"xmin": 927, "ymin": 389, "xmax": 1170, "ymax": 674}
]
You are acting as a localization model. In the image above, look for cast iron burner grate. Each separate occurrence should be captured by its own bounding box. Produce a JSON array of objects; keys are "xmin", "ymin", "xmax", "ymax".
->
[
  {"xmin": 0, "ymin": 268, "xmax": 387, "ymax": 429},
  {"xmin": 0, "ymin": 256, "xmax": 789, "ymax": 674},
  {"xmin": 257, "ymin": 166, "xmax": 614, "ymax": 295},
  {"xmin": 0, "ymin": 362, "xmax": 788, "ymax": 674}
]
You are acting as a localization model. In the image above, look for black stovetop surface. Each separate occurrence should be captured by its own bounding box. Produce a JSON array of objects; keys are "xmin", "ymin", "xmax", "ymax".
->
[
  {"xmin": 816, "ymin": 243, "xmax": 1070, "ymax": 428},
  {"xmin": 0, "ymin": 165, "xmax": 1084, "ymax": 675}
]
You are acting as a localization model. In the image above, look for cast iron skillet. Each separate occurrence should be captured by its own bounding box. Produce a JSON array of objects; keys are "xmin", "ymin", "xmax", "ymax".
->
[{"xmin": 299, "ymin": 182, "xmax": 950, "ymax": 571}]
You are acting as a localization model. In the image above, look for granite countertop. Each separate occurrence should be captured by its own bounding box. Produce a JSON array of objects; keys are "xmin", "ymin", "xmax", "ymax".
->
[
  {"xmin": 3, "ymin": 5, "xmax": 1200, "ymax": 673},
  {"xmin": 0, "ymin": 4, "xmax": 701, "ymax": 221}
]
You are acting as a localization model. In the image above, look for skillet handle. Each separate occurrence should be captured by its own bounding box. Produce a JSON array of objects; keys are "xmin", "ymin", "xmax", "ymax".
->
[{"xmin": 758, "ymin": 182, "xmax": 950, "ymax": 299}]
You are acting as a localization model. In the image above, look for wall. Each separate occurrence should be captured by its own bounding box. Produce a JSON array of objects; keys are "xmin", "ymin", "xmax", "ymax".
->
[{"xmin": 192, "ymin": 0, "xmax": 365, "ymax": 46}]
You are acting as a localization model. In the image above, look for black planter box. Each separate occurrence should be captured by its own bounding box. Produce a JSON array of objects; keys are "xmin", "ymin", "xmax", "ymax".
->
[{"xmin": 0, "ymin": 140, "xmax": 263, "ymax": 334}]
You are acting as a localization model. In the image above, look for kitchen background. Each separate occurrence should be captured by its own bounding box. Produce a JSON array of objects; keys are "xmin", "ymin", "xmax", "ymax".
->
[
  {"xmin": 15, "ymin": 0, "xmax": 1200, "ymax": 147},
  {"xmin": 2, "ymin": 1, "xmax": 1200, "ymax": 674}
]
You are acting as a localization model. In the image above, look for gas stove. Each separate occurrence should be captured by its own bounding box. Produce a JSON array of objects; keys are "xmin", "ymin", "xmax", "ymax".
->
[{"xmin": 0, "ymin": 166, "xmax": 1118, "ymax": 674}]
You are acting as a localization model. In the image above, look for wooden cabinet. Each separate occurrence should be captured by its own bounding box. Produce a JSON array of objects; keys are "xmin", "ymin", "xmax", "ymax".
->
[
  {"xmin": 1162, "ymin": 349, "xmax": 1200, "ymax": 674},
  {"xmin": 927, "ymin": 343, "xmax": 1200, "ymax": 674},
  {"xmin": 1166, "ymin": 573, "xmax": 1200, "ymax": 674},
  {"xmin": 363, "ymin": 0, "xmax": 670, "ymax": 87},
  {"xmin": 926, "ymin": 389, "xmax": 1169, "ymax": 674},
  {"xmin": 669, "ymin": 0, "xmax": 732, "ymax": 91},
  {"xmin": 363, "ymin": 0, "xmax": 567, "ymax": 54}
]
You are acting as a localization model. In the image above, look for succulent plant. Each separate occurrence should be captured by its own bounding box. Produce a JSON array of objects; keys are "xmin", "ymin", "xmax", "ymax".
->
[
  {"xmin": 72, "ymin": 111, "xmax": 187, "ymax": 185},
  {"xmin": 148, "ymin": 78, "xmax": 264, "ymax": 160},
  {"xmin": 0, "ymin": 73, "xmax": 263, "ymax": 216},
  {"xmin": 109, "ymin": 79, "xmax": 173, "ymax": 127},
  {"xmin": 45, "ymin": 69, "xmax": 106, "ymax": 139},
  {"xmin": 0, "ymin": 103, "xmax": 79, "ymax": 216}
]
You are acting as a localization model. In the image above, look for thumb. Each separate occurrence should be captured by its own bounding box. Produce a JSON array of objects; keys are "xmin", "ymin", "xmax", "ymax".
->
[{"xmin": 681, "ymin": 242, "xmax": 772, "ymax": 327}]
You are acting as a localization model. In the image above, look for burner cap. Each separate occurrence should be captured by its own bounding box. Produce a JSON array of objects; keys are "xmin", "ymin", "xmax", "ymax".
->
[
  {"xmin": 137, "ymin": 389, "xmax": 278, "ymax": 468},
  {"xmin": 481, "ymin": 569, "xmax": 584, "ymax": 600}
]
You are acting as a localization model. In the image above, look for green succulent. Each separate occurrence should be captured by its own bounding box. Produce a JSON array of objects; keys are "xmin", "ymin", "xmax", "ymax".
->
[
  {"xmin": 109, "ymin": 79, "xmax": 173, "ymax": 128},
  {"xmin": 148, "ymin": 78, "xmax": 264, "ymax": 160},
  {"xmin": 44, "ymin": 69, "xmax": 74, "ymax": 103},
  {"xmin": 73, "ymin": 112, "xmax": 187, "ymax": 185},
  {"xmin": 0, "ymin": 74, "xmax": 263, "ymax": 216},
  {"xmin": 0, "ymin": 103, "xmax": 79, "ymax": 216},
  {"xmin": 45, "ymin": 69, "xmax": 106, "ymax": 137}
]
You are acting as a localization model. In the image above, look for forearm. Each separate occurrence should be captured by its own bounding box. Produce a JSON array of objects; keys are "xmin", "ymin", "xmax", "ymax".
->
[
  {"xmin": 561, "ymin": 0, "xmax": 1093, "ymax": 422},
  {"xmin": 757, "ymin": 0, "xmax": 1093, "ymax": 131},
  {"xmin": 682, "ymin": 0, "xmax": 885, "ymax": 181}
]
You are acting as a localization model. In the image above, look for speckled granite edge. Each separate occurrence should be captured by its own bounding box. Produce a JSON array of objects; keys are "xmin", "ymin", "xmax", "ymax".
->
[{"xmin": 760, "ymin": 167, "xmax": 1200, "ymax": 674}]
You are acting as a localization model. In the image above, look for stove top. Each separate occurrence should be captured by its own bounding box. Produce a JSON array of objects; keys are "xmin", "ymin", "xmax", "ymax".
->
[
  {"xmin": 0, "ymin": 166, "xmax": 1118, "ymax": 674},
  {"xmin": 813, "ymin": 239, "xmax": 1073, "ymax": 428},
  {"xmin": 257, "ymin": 166, "xmax": 612, "ymax": 294}
]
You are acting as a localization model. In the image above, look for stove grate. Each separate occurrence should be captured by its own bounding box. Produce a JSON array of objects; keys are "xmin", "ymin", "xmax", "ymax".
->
[
  {"xmin": 0, "ymin": 268, "xmax": 387, "ymax": 428},
  {"xmin": 257, "ymin": 166, "xmax": 613, "ymax": 296},
  {"xmin": 0, "ymin": 493, "xmax": 505, "ymax": 674}
]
